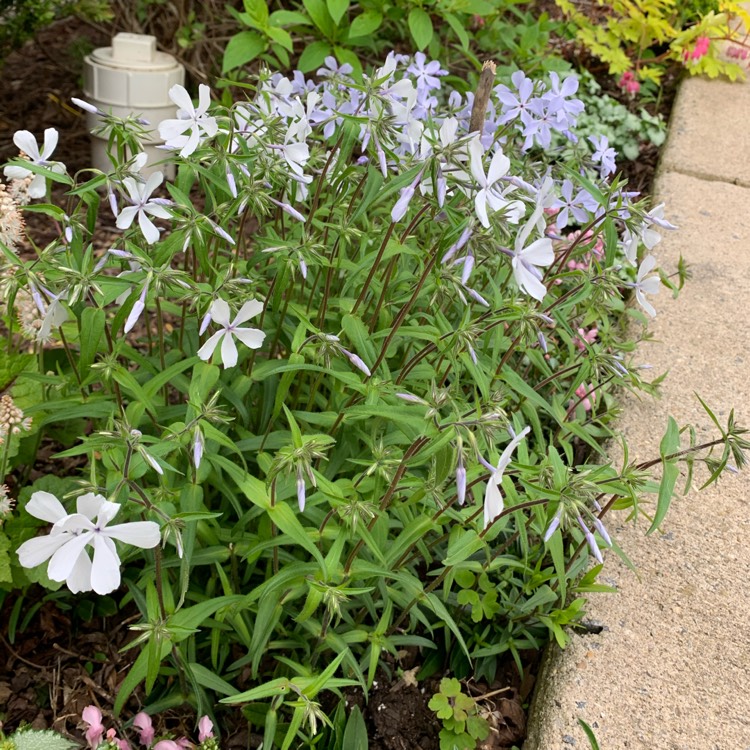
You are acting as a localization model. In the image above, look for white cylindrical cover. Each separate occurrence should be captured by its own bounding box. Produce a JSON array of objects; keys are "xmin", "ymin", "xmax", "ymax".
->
[{"xmin": 82, "ymin": 33, "xmax": 185, "ymax": 174}]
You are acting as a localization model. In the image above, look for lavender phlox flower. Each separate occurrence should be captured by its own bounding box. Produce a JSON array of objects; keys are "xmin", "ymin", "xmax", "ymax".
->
[
  {"xmin": 115, "ymin": 172, "xmax": 171, "ymax": 244},
  {"xmin": 537, "ymin": 330, "xmax": 548, "ymax": 353},
  {"xmin": 577, "ymin": 514, "xmax": 603, "ymax": 563},
  {"xmin": 468, "ymin": 138, "xmax": 524, "ymax": 228},
  {"xmin": 124, "ymin": 281, "xmax": 149, "ymax": 334},
  {"xmin": 296, "ymin": 469, "xmax": 307, "ymax": 512},
  {"xmin": 107, "ymin": 187, "xmax": 119, "ymax": 217},
  {"xmin": 542, "ymin": 72, "xmax": 584, "ymax": 129},
  {"xmin": 268, "ymin": 197, "xmax": 306, "ymax": 223},
  {"xmin": 456, "ymin": 452, "xmax": 466, "ymax": 506},
  {"xmin": 341, "ymin": 348, "xmax": 371, "ymax": 377},
  {"xmin": 543, "ymin": 505, "xmax": 563, "ymax": 542},
  {"xmin": 631, "ymin": 254, "xmax": 660, "ymax": 318},
  {"xmin": 395, "ymin": 392, "xmax": 428, "ymax": 405},
  {"xmin": 592, "ymin": 516, "xmax": 612, "ymax": 547},
  {"xmin": 589, "ymin": 135, "xmax": 617, "ymax": 178},
  {"xmin": 71, "ymin": 97, "xmax": 105, "ymax": 116},
  {"xmin": 457, "ymin": 253, "xmax": 474, "ymax": 285},
  {"xmin": 521, "ymin": 98, "xmax": 555, "ymax": 150},
  {"xmin": 233, "ymin": 104, "xmax": 268, "ymax": 149},
  {"xmin": 199, "ymin": 309, "xmax": 213, "ymax": 335},
  {"xmin": 407, "ymin": 52, "xmax": 447, "ymax": 94},
  {"xmin": 4, "ymin": 128, "xmax": 66, "ymax": 199},
  {"xmin": 193, "ymin": 426, "xmax": 204, "ymax": 469},
  {"xmin": 158, "ymin": 84, "xmax": 219, "ymax": 157},
  {"xmin": 483, "ymin": 426, "xmax": 531, "ymax": 529},
  {"xmin": 391, "ymin": 168, "xmax": 425, "ymax": 223},
  {"xmin": 495, "ymin": 70, "xmax": 536, "ymax": 125},
  {"xmin": 317, "ymin": 56, "xmax": 354, "ymax": 78},
  {"xmin": 226, "ymin": 168, "xmax": 237, "ymax": 198},
  {"xmin": 551, "ymin": 180, "xmax": 598, "ymax": 230},
  {"xmin": 441, "ymin": 225, "xmax": 473, "ymax": 264},
  {"xmin": 197, "ymin": 298, "xmax": 266, "ymax": 368}
]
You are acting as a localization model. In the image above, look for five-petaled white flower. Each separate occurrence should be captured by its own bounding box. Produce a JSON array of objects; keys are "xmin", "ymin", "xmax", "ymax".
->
[
  {"xmin": 115, "ymin": 172, "xmax": 171, "ymax": 244},
  {"xmin": 158, "ymin": 84, "xmax": 219, "ymax": 158},
  {"xmin": 483, "ymin": 426, "xmax": 531, "ymax": 529},
  {"xmin": 16, "ymin": 491, "xmax": 160, "ymax": 595},
  {"xmin": 633, "ymin": 254, "xmax": 660, "ymax": 317},
  {"xmin": 3, "ymin": 128, "xmax": 66, "ymax": 199},
  {"xmin": 197, "ymin": 299, "xmax": 266, "ymax": 368},
  {"xmin": 469, "ymin": 138, "xmax": 524, "ymax": 228}
]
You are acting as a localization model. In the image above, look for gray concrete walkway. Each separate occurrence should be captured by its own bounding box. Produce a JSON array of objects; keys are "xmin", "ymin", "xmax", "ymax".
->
[{"xmin": 524, "ymin": 73, "xmax": 750, "ymax": 748}]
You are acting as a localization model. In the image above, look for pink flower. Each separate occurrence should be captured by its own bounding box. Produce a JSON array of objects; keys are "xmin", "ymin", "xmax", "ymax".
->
[
  {"xmin": 153, "ymin": 742, "xmax": 181, "ymax": 750},
  {"xmin": 618, "ymin": 71, "xmax": 640, "ymax": 94},
  {"xmin": 572, "ymin": 383, "xmax": 595, "ymax": 412},
  {"xmin": 83, "ymin": 706, "xmax": 106, "ymax": 748},
  {"xmin": 198, "ymin": 717, "xmax": 214, "ymax": 742},
  {"xmin": 133, "ymin": 713, "xmax": 155, "ymax": 747},
  {"xmin": 106, "ymin": 729, "xmax": 131, "ymax": 750},
  {"xmin": 684, "ymin": 36, "xmax": 710, "ymax": 61},
  {"xmin": 573, "ymin": 326, "xmax": 598, "ymax": 351}
]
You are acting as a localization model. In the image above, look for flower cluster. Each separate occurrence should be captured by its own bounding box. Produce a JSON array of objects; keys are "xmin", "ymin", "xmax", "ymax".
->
[{"xmin": 81, "ymin": 706, "xmax": 215, "ymax": 750}]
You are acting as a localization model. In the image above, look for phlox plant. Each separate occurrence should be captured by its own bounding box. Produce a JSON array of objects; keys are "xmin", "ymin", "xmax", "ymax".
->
[{"xmin": 0, "ymin": 53, "xmax": 747, "ymax": 748}]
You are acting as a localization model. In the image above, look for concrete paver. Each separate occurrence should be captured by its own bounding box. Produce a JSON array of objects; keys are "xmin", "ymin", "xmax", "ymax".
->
[{"xmin": 524, "ymin": 96, "xmax": 750, "ymax": 748}]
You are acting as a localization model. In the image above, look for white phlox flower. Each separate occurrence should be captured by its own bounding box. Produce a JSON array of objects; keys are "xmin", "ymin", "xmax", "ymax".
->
[
  {"xmin": 158, "ymin": 84, "xmax": 219, "ymax": 157},
  {"xmin": 510, "ymin": 211, "xmax": 555, "ymax": 302},
  {"xmin": 4, "ymin": 129, "xmax": 66, "ymax": 200},
  {"xmin": 483, "ymin": 426, "xmax": 531, "ymax": 529},
  {"xmin": 16, "ymin": 490, "xmax": 160, "ymax": 595},
  {"xmin": 197, "ymin": 298, "xmax": 266, "ymax": 368},
  {"xmin": 633, "ymin": 254, "xmax": 660, "ymax": 318},
  {"xmin": 115, "ymin": 172, "xmax": 171, "ymax": 244},
  {"xmin": 469, "ymin": 138, "xmax": 524, "ymax": 228},
  {"xmin": 37, "ymin": 288, "xmax": 69, "ymax": 342}
]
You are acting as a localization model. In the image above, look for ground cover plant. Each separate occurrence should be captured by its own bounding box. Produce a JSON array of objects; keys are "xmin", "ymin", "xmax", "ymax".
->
[{"xmin": 1, "ymin": 53, "xmax": 748, "ymax": 750}]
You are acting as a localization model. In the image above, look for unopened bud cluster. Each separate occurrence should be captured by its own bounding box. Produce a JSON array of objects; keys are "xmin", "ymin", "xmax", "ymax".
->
[
  {"xmin": 0, "ymin": 395, "xmax": 32, "ymax": 442},
  {"xmin": 0, "ymin": 183, "xmax": 24, "ymax": 253}
]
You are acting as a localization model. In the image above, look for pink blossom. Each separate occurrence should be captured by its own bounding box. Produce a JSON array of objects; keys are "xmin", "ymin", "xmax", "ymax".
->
[
  {"xmin": 198, "ymin": 717, "xmax": 214, "ymax": 742},
  {"xmin": 684, "ymin": 36, "xmax": 710, "ymax": 61},
  {"xmin": 133, "ymin": 713, "xmax": 155, "ymax": 747},
  {"xmin": 153, "ymin": 742, "xmax": 182, "ymax": 750},
  {"xmin": 618, "ymin": 71, "xmax": 640, "ymax": 94},
  {"xmin": 572, "ymin": 326, "xmax": 598, "ymax": 351},
  {"xmin": 82, "ymin": 705, "xmax": 106, "ymax": 748},
  {"xmin": 572, "ymin": 383, "xmax": 595, "ymax": 412},
  {"xmin": 727, "ymin": 46, "xmax": 749, "ymax": 60}
]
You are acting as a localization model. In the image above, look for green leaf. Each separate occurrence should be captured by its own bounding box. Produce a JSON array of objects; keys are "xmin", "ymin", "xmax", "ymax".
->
[
  {"xmin": 327, "ymin": 0, "xmax": 349, "ymax": 26},
  {"xmin": 243, "ymin": 0, "xmax": 269, "ymax": 28},
  {"xmin": 266, "ymin": 25, "xmax": 294, "ymax": 51},
  {"xmin": 0, "ymin": 532, "xmax": 12, "ymax": 585},
  {"xmin": 77, "ymin": 307, "xmax": 105, "ymax": 374},
  {"xmin": 342, "ymin": 705, "xmax": 368, "ymax": 750},
  {"xmin": 443, "ymin": 529, "xmax": 485, "ymax": 567},
  {"xmin": 223, "ymin": 31, "xmax": 267, "ymax": 72},
  {"xmin": 648, "ymin": 416, "xmax": 680, "ymax": 534},
  {"xmin": 269, "ymin": 9, "xmax": 310, "ymax": 26},
  {"xmin": 297, "ymin": 40, "xmax": 333, "ymax": 72},
  {"xmin": 348, "ymin": 10, "xmax": 382, "ymax": 38},
  {"xmin": 578, "ymin": 718, "xmax": 601, "ymax": 750},
  {"xmin": 408, "ymin": 8, "xmax": 433, "ymax": 50},
  {"xmin": 303, "ymin": 0, "xmax": 335, "ymax": 38},
  {"xmin": 444, "ymin": 12, "xmax": 469, "ymax": 50}
]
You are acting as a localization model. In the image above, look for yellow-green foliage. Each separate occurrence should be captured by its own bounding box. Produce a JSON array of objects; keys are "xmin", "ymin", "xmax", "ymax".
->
[{"xmin": 555, "ymin": 0, "xmax": 750, "ymax": 83}]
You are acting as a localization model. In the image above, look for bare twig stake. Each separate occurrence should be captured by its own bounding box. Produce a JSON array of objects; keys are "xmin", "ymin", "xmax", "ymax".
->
[{"xmin": 469, "ymin": 60, "xmax": 497, "ymax": 134}]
